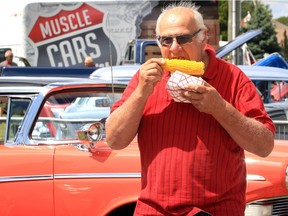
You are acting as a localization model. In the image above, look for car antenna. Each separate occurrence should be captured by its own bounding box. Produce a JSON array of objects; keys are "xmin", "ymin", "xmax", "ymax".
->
[{"xmin": 107, "ymin": 13, "xmax": 115, "ymax": 102}]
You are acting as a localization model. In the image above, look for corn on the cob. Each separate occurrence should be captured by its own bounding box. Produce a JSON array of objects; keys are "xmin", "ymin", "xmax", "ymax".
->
[{"xmin": 162, "ymin": 58, "xmax": 204, "ymax": 76}]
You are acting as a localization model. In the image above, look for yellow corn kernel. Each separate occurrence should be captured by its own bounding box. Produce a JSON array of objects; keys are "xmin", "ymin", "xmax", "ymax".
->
[{"xmin": 162, "ymin": 59, "xmax": 205, "ymax": 76}]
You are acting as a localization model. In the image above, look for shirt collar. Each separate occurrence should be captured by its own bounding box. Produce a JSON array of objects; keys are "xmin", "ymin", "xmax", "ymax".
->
[{"xmin": 202, "ymin": 44, "xmax": 218, "ymax": 80}]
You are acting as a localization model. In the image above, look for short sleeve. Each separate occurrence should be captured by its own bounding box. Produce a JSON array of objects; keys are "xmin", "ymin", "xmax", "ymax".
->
[
  {"xmin": 235, "ymin": 78, "xmax": 276, "ymax": 134},
  {"xmin": 110, "ymin": 70, "xmax": 140, "ymax": 113}
]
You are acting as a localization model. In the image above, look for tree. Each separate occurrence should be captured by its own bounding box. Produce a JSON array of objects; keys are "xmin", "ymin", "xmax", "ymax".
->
[
  {"xmin": 243, "ymin": 2, "xmax": 280, "ymax": 56},
  {"xmin": 219, "ymin": 0, "xmax": 281, "ymax": 59},
  {"xmin": 219, "ymin": 0, "xmax": 228, "ymax": 41},
  {"xmin": 241, "ymin": 1, "xmax": 281, "ymax": 59},
  {"xmin": 241, "ymin": 0, "xmax": 254, "ymax": 19},
  {"xmin": 219, "ymin": 0, "xmax": 254, "ymax": 41}
]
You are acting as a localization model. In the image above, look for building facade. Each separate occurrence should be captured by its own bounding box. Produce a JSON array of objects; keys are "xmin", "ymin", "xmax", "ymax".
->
[{"xmin": 139, "ymin": 1, "xmax": 220, "ymax": 49}]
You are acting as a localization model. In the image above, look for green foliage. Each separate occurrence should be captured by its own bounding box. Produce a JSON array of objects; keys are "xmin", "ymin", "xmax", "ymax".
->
[
  {"xmin": 219, "ymin": 0, "xmax": 228, "ymax": 41},
  {"xmin": 220, "ymin": 0, "xmax": 281, "ymax": 59},
  {"xmin": 241, "ymin": 0, "xmax": 254, "ymax": 18},
  {"xmin": 277, "ymin": 17, "xmax": 288, "ymax": 26},
  {"xmin": 242, "ymin": 1, "xmax": 281, "ymax": 59},
  {"xmin": 219, "ymin": 0, "xmax": 255, "ymax": 41}
]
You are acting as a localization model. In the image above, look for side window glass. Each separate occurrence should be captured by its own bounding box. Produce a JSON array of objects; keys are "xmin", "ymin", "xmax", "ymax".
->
[
  {"xmin": 0, "ymin": 97, "xmax": 31, "ymax": 144},
  {"xmin": 254, "ymin": 80, "xmax": 269, "ymax": 103},
  {"xmin": 0, "ymin": 97, "xmax": 8, "ymax": 144},
  {"xmin": 124, "ymin": 44, "xmax": 135, "ymax": 64},
  {"xmin": 9, "ymin": 99, "xmax": 30, "ymax": 141},
  {"xmin": 144, "ymin": 44, "xmax": 161, "ymax": 62}
]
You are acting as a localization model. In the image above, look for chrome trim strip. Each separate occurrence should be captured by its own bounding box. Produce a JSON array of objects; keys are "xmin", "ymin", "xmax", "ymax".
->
[
  {"xmin": 0, "ymin": 173, "xmax": 265, "ymax": 183},
  {"xmin": 54, "ymin": 173, "xmax": 141, "ymax": 179},
  {"xmin": 1, "ymin": 173, "xmax": 264, "ymax": 183},
  {"xmin": 0, "ymin": 175, "xmax": 53, "ymax": 183},
  {"xmin": 246, "ymin": 174, "xmax": 266, "ymax": 181},
  {"xmin": 0, "ymin": 173, "xmax": 141, "ymax": 183}
]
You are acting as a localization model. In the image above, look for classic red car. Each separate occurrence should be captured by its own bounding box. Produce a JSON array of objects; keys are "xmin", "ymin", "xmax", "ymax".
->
[{"xmin": 0, "ymin": 77, "xmax": 287, "ymax": 216}]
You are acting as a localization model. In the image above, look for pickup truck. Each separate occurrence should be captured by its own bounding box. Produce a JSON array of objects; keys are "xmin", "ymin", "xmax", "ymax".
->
[{"xmin": 123, "ymin": 39, "xmax": 161, "ymax": 65}]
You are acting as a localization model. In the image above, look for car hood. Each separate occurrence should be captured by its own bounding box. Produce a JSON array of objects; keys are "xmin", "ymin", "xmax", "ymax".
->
[
  {"xmin": 216, "ymin": 29, "xmax": 262, "ymax": 58},
  {"xmin": 89, "ymin": 65, "xmax": 139, "ymax": 83},
  {"xmin": 253, "ymin": 52, "xmax": 288, "ymax": 69}
]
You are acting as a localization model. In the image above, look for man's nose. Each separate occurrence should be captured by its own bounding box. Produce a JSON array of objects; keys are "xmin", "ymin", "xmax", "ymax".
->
[{"xmin": 170, "ymin": 39, "xmax": 182, "ymax": 51}]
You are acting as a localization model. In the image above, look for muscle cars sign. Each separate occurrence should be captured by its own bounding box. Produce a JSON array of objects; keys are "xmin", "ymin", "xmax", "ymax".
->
[{"xmin": 23, "ymin": 1, "xmax": 157, "ymax": 67}]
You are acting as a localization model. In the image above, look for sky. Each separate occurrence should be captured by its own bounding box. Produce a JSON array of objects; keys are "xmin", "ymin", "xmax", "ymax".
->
[{"xmin": 261, "ymin": 0, "xmax": 288, "ymax": 18}]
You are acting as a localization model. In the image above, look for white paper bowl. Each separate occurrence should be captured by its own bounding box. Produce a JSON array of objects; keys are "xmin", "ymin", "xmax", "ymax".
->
[{"xmin": 166, "ymin": 71, "xmax": 205, "ymax": 103}]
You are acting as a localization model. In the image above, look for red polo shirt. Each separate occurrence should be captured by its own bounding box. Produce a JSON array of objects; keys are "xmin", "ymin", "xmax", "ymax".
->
[{"xmin": 111, "ymin": 45, "xmax": 275, "ymax": 216}]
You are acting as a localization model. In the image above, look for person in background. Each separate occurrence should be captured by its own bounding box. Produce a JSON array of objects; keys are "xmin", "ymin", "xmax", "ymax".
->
[
  {"xmin": 0, "ymin": 50, "xmax": 18, "ymax": 67},
  {"xmin": 84, "ymin": 56, "xmax": 95, "ymax": 67},
  {"xmin": 106, "ymin": 2, "xmax": 275, "ymax": 215}
]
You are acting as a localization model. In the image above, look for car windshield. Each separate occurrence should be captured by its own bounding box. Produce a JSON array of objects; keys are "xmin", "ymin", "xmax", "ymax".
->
[{"xmin": 32, "ymin": 90, "xmax": 122, "ymax": 142}]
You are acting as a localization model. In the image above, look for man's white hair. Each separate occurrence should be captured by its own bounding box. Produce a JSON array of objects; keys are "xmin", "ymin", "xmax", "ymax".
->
[
  {"xmin": 5, "ymin": 50, "xmax": 13, "ymax": 58},
  {"xmin": 156, "ymin": 1, "xmax": 207, "ymax": 43}
]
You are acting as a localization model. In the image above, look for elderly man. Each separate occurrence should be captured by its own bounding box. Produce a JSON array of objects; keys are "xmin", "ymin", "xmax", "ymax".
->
[
  {"xmin": 0, "ymin": 50, "xmax": 18, "ymax": 67},
  {"xmin": 106, "ymin": 2, "xmax": 275, "ymax": 215}
]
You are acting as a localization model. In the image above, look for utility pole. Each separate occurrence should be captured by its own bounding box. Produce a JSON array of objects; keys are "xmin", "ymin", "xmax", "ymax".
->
[{"xmin": 228, "ymin": 0, "xmax": 242, "ymax": 64}]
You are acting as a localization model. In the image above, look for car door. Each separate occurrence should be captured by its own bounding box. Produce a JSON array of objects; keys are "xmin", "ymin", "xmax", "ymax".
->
[
  {"xmin": 0, "ymin": 95, "xmax": 55, "ymax": 216},
  {"xmin": 45, "ymin": 88, "xmax": 141, "ymax": 216},
  {"xmin": 53, "ymin": 142, "xmax": 141, "ymax": 216},
  {"xmin": 0, "ymin": 145, "xmax": 55, "ymax": 216}
]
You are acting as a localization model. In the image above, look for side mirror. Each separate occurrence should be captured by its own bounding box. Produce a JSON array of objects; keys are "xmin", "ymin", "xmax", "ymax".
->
[{"xmin": 77, "ymin": 122, "xmax": 103, "ymax": 152}]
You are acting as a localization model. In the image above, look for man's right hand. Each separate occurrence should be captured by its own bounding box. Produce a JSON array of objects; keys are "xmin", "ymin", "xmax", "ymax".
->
[{"xmin": 137, "ymin": 58, "xmax": 165, "ymax": 96}]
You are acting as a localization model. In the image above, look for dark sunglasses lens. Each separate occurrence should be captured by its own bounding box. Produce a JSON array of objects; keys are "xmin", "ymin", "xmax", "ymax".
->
[
  {"xmin": 158, "ymin": 31, "xmax": 199, "ymax": 46},
  {"xmin": 176, "ymin": 35, "xmax": 193, "ymax": 45},
  {"xmin": 160, "ymin": 36, "xmax": 173, "ymax": 46}
]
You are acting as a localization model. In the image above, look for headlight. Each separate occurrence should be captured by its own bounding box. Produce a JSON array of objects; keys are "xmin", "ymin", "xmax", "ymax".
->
[{"xmin": 245, "ymin": 204, "xmax": 272, "ymax": 216}]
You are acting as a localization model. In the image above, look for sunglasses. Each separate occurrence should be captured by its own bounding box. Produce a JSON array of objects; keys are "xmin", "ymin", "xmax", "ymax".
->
[{"xmin": 157, "ymin": 29, "xmax": 202, "ymax": 47}]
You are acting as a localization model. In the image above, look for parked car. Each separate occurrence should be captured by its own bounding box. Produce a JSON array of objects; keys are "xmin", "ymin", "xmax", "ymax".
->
[
  {"xmin": 90, "ymin": 64, "xmax": 288, "ymax": 108},
  {"xmin": 0, "ymin": 76, "xmax": 287, "ymax": 216},
  {"xmin": 0, "ymin": 77, "xmax": 139, "ymax": 216},
  {"xmin": 61, "ymin": 96, "xmax": 111, "ymax": 119},
  {"xmin": 92, "ymin": 64, "xmax": 288, "ymax": 141}
]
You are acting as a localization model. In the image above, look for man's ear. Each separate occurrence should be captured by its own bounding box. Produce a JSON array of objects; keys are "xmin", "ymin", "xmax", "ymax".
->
[
  {"xmin": 200, "ymin": 30, "xmax": 208, "ymax": 50},
  {"xmin": 202, "ymin": 30, "xmax": 208, "ymax": 43}
]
